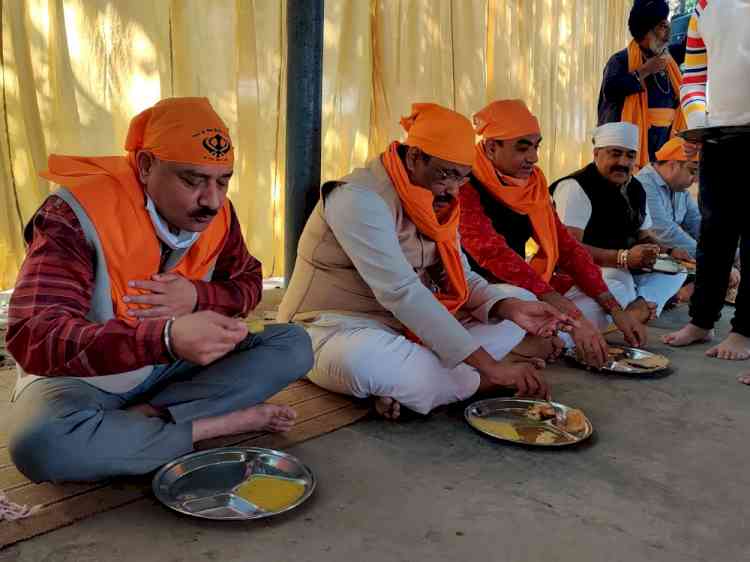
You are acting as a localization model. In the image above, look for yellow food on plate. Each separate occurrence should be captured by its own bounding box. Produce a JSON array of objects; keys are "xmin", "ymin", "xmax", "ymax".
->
[
  {"xmin": 535, "ymin": 430, "xmax": 558, "ymax": 444},
  {"xmin": 470, "ymin": 417, "xmax": 520, "ymax": 440},
  {"xmin": 234, "ymin": 475, "xmax": 305, "ymax": 512}
]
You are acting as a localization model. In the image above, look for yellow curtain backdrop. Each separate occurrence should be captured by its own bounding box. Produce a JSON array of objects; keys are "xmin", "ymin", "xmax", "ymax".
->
[{"xmin": 0, "ymin": 0, "xmax": 630, "ymax": 288}]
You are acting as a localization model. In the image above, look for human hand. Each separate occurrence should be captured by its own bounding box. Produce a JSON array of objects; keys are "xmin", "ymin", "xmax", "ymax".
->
[
  {"xmin": 571, "ymin": 318, "xmax": 609, "ymax": 369},
  {"xmin": 627, "ymin": 244, "xmax": 660, "ymax": 270},
  {"xmin": 479, "ymin": 361, "xmax": 549, "ymax": 399},
  {"xmin": 729, "ymin": 267, "xmax": 741, "ymax": 289},
  {"xmin": 611, "ymin": 309, "xmax": 648, "ymax": 347},
  {"xmin": 639, "ymin": 55, "xmax": 668, "ymax": 78},
  {"xmin": 670, "ymin": 248, "xmax": 694, "ymax": 263},
  {"xmin": 125, "ymin": 273, "xmax": 198, "ymax": 319},
  {"xmin": 494, "ymin": 298, "xmax": 578, "ymax": 337},
  {"xmin": 540, "ymin": 291, "xmax": 583, "ymax": 320},
  {"xmin": 170, "ymin": 311, "xmax": 248, "ymax": 365},
  {"xmin": 683, "ymin": 141, "xmax": 702, "ymax": 159}
]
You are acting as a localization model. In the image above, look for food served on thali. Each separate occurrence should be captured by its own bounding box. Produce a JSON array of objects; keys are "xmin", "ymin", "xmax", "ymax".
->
[{"xmin": 234, "ymin": 475, "xmax": 306, "ymax": 512}]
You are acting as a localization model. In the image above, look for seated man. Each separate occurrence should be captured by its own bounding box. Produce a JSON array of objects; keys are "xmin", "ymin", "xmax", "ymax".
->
[
  {"xmin": 551, "ymin": 122, "xmax": 687, "ymax": 322},
  {"xmin": 278, "ymin": 103, "xmax": 572, "ymax": 420},
  {"xmin": 639, "ymin": 137, "xmax": 740, "ymax": 302},
  {"xmin": 460, "ymin": 99, "xmax": 647, "ymax": 368},
  {"xmin": 6, "ymin": 98, "xmax": 313, "ymax": 483}
]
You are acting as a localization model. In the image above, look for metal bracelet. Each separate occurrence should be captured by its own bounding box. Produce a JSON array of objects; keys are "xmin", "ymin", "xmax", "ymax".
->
[{"xmin": 163, "ymin": 316, "xmax": 179, "ymax": 363}]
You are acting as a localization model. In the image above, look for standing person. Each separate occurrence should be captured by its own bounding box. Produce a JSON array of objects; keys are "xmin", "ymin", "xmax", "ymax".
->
[
  {"xmin": 662, "ymin": 0, "xmax": 750, "ymax": 380},
  {"xmin": 551, "ymin": 122, "xmax": 688, "ymax": 322},
  {"xmin": 598, "ymin": 0, "xmax": 686, "ymax": 166},
  {"xmin": 460, "ymin": 99, "xmax": 647, "ymax": 368},
  {"xmin": 5, "ymin": 98, "xmax": 313, "ymax": 483}
]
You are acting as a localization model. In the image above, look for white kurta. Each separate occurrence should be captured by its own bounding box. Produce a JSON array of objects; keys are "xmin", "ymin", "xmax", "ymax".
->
[{"xmin": 298, "ymin": 184, "xmax": 536, "ymax": 414}]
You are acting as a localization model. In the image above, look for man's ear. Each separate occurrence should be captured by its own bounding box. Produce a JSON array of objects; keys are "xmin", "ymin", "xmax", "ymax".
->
[
  {"xmin": 404, "ymin": 145, "xmax": 420, "ymax": 173},
  {"xmin": 136, "ymin": 151, "xmax": 155, "ymax": 184}
]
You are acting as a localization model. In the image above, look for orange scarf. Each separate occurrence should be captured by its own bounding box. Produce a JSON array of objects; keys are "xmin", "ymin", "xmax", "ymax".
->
[
  {"xmin": 40, "ymin": 155, "xmax": 230, "ymax": 326},
  {"xmin": 621, "ymin": 40, "xmax": 687, "ymax": 168},
  {"xmin": 472, "ymin": 144, "xmax": 559, "ymax": 282},
  {"xmin": 381, "ymin": 142, "xmax": 469, "ymax": 315}
]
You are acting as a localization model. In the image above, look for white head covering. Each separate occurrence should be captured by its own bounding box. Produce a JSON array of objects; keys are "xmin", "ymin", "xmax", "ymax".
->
[{"xmin": 592, "ymin": 122, "xmax": 639, "ymax": 151}]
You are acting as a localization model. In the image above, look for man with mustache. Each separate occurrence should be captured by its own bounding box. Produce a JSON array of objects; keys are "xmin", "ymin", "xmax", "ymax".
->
[
  {"xmin": 551, "ymin": 122, "xmax": 687, "ymax": 324},
  {"xmin": 5, "ymin": 98, "xmax": 313, "ymax": 483},
  {"xmin": 279, "ymin": 103, "xmax": 573, "ymax": 420},
  {"xmin": 459, "ymin": 100, "xmax": 647, "ymax": 369},
  {"xmin": 597, "ymin": 0, "xmax": 686, "ymax": 167}
]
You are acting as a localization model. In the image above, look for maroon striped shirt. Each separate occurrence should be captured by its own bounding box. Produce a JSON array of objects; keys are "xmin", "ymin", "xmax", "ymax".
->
[{"xmin": 5, "ymin": 196, "xmax": 263, "ymax": 377}]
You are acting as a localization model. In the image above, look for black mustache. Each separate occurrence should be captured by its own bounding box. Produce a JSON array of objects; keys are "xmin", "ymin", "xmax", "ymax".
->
[
  {"xmin": 612, "ymin": 167, "xmax": 630, "ymax": 174},
  {"xmin": 190, "ymin": 208, "xmax": 218, "ymax": 219}
]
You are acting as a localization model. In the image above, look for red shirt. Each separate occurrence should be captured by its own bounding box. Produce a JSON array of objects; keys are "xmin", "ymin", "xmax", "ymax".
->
[
  {"xmin": 5, "ymin": 196, "xmax": 262, "ymax": 377},
  {"xmin": 459, "ymin": 182, "xmax": 609, "ymax": 299}
]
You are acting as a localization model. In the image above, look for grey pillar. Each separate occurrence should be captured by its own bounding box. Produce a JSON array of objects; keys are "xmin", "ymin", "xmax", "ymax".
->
[{"xmin": 285, "ymin": 0, "xmax": 324, "ymax": 283}]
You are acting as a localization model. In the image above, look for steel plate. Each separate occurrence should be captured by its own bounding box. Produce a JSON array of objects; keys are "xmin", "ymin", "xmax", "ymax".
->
[
  {"xmin": 465, "ymin": 398, "xmax": 593, "ymax": 447},
  {"xmin": 565, "ymin": 346, "xmax": 670, "ymax": 375},
  {"xmin": 678, "ymin": 125, "xmax": 750, "ymax": 144},
  {"xmin": 152, "ymin": 447, "xmax": 315, "ymax": 520}
]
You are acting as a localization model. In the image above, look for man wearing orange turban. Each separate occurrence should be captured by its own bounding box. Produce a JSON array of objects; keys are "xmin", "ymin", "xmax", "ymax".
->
[
  {"xmin": 6, "ymin": 97, "xmax": 313, "ymax": 483},
  {"xmin": 279, "ymin": 102, "xmax": 571, "ymax": 420},
  {"xmin": 462, "ymin": 100, "xmax": 647, "ymax": 368}
]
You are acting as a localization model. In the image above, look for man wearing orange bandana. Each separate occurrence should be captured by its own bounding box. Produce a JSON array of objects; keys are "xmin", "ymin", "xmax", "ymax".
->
[
  {"xmin": 461, "ymin": 100, "xmax": 647, "ymax": 368},
  {"xmin": 279, "ymin": 103, "xmax": 571, "ymax": 420},
  {"xmin": 598, "ymin": 0, "xmax": 686, "ymax": 166},
  {"xmin": 5, "ymin": 98, "xmax": 313, "ymax": 483}
]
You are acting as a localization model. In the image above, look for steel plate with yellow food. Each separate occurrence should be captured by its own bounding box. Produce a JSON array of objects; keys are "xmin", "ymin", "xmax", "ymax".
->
[
  {"xmin": 464, "ymin": 398, "xmax": 593, "ymax": 447},
  {"xmin": 152, "ymin": 447, "xmax": 315, "ymax": 520},
  {"xmin": 565, "ymin": 345, "xmax": 670, "ymax": 375}
]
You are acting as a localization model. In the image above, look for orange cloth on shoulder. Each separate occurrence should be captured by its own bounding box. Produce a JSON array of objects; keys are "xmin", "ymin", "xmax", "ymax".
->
[
  {"xmin": 381, "ymin": 142, "xmax": 469, "ymax": 316},
  {"xmin": 472, "ymin": 100, "xmax": 559, "ymax": 283},
  {"xmin": 399, "ymin": 103, "xmax": 475, "ymax": 166},
  {"xmin": 621, "ymin": 40, "xmax": 687, "ymax": 168},
  {"xmin": 39, "ymin": 97, "xmax": 232, "ymax": 326}
]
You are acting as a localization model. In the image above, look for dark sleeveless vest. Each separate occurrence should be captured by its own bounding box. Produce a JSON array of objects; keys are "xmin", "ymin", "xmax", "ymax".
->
[{"xmin": 549, "ymin": 163, "xmax": 646, "ymax": 251}]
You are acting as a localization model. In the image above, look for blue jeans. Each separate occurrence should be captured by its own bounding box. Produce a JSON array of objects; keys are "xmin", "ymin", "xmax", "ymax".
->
[{"xmin": 8, "ymin": 323, "xmax": 313, "ymax": 483}]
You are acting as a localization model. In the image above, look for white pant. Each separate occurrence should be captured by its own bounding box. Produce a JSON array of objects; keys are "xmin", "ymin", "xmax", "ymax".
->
[
  {"xmin": 304, "ymin": 315, "xmax": 526, "ymax": 415},
  {"xmin": 600, "ymin": 267, "xmax": 687, "ymax": 316}
]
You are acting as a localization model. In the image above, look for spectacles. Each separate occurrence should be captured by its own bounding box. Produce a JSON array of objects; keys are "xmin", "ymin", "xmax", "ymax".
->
[{"xmin": 434, "ymin": 166, "xmax": 469, "ymax": 184}]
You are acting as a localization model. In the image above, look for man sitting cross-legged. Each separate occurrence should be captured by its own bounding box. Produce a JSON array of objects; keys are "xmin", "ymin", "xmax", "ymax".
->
[
  {"xmin": 551, "ymin": 122, "xmax": 688, "ymax": 327},
  {"xmin": 278, "ymin": 103, "xmax": 574, "ymax": 420},
  {"xmin": 6, "ymin": 98, "xmax": 313, "ymax": 483}
]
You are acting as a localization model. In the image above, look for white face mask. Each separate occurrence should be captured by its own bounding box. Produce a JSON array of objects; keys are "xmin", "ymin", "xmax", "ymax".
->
[{"xmin": 145, "ymin": 195, "xmax": 200, "ymax": 250}]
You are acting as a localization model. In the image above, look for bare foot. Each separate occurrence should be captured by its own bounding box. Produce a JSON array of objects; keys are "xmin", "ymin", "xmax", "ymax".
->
[
  {"xmin": 662, "ymin": 323, "xmax": 713, "ymax": 347},
  {"xmin": 706, "ymin": 332, "xmax": 750, "ymax": 360},
  {"xmin": 737, "ymin": 371, "xmax": 750, "ymax": 385},
  {"xmin": 192, "ymin": 403, "xmax": 297, "ymax": 443},
  {"xmin": 676, "ymin": 283, "xmax": 695, "ymax": 304},
  {"xmin": 374, "ymin": 397, "xmax": 401, "ymax": 420},
  {"xmin": 512, "ymin": 334, "xmax": 565, "ymax": 363},
  {"xmin": 625, "ymin": 298, "xmax": 656, "ymax": 324}
]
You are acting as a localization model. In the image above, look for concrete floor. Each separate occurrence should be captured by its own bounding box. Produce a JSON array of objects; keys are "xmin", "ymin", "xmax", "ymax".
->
[{"xmin": 2, "ymin": 305, "xmax": 750, "ymax": 562}]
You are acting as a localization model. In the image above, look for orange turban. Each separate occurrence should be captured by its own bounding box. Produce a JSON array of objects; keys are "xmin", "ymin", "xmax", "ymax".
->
[
  {"xmin": 473, "ymin": 99, "xmax": 541, "ymax": 140},
  {"xmin": 655, "ymin": 137, "xmax": 699, "ymax": 162},
  {"xmin": 399, "ymin": 103, "xmax": 474, "ymax": 166},
  {"xmin": 125, "ymin": 97, "xmax": 234, "ymax": 166}
]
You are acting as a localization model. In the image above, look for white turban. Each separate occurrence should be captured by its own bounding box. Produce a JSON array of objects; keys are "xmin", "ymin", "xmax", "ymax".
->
[{"xmin": 592, "ymin": 122, "xmax": 639, "ymax": 151}]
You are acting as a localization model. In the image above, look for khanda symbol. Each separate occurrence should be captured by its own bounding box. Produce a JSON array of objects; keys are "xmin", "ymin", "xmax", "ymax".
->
[{"xmin": 202, "ymin": 133, "xmax": 231, "ymax": 158}]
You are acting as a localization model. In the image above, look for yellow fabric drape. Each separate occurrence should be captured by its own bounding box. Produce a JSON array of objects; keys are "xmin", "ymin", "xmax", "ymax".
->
[{"xmin": 1, "ymin": 0, "xmax": 631, "ymax": 288}]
